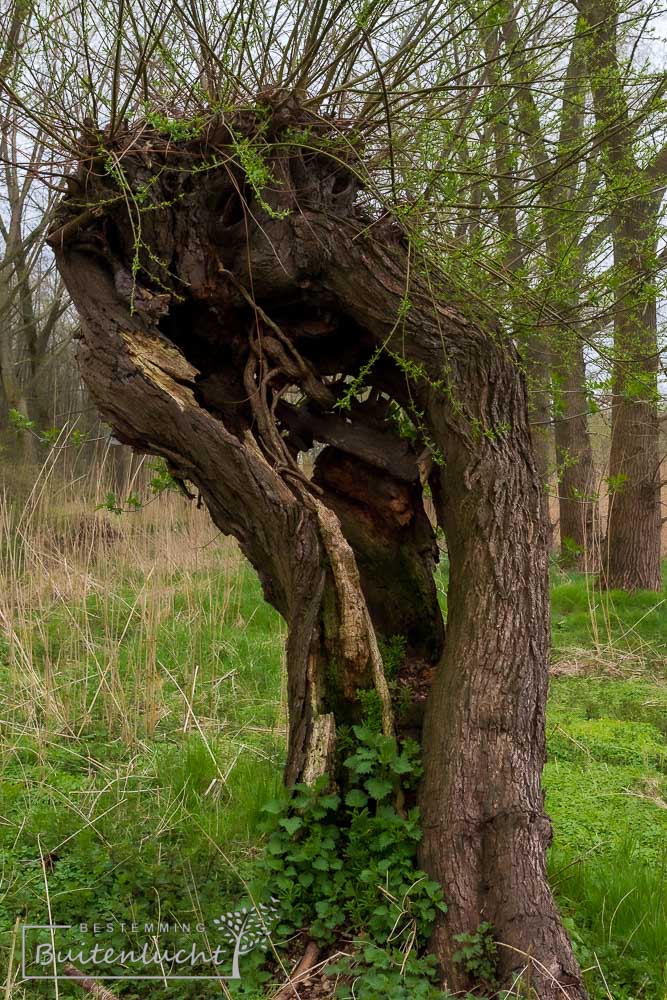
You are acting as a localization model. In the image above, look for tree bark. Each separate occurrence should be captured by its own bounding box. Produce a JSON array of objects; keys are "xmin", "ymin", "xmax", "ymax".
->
[
  {"xmin": 49, "ymin": 96, "xmax": 585, "ymax": 997},
  {"xmin": 602, "ymin": 202, "xmax": 662, "ymax": 591},
  {"xmin": 417, "ymin": 343, "xmax": 582, "ymax": 996},
  {"xmin": 553, "ymin": 340, "xmax": 600, "ymax": 569},
  {"xmin": 582, "ymin": 0, "xmax": 662, "ymax": 591}
]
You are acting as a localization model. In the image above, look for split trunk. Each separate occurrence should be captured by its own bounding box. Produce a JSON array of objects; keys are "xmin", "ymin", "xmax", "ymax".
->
[{"xmin": 49, "ymin": 97, "xmax": 585, "ymax": 996}]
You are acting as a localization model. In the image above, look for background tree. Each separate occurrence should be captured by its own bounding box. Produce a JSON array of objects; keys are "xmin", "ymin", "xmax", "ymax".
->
[
  {"xmin": 580, "ymin": 0, "xmax": 667, "ymax": 590},
  {"xmin": 0, "ymin": 0, "xmax": 75, "ymax": 459},
  {"xmin": 477, "ymin": 6, "xmax": 602, "ymax": 563},
  {"xmin": 501, "ymin": 12, "xmax": 602, "ymax": 567},
  {"xmin": 391, "ymin": 0, "xmax": 606, "ymax": 565}
]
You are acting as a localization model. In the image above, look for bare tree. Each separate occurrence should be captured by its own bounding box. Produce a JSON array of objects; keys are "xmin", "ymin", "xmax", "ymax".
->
[{"xmin": 0, "ymin": 0, "xmax": 72, "ymax": 455}]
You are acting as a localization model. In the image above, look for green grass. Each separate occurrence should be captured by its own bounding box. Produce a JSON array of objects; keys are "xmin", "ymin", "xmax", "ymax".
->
[
  {"xmin": 0, "ymin": 489, "xmax": 288, "ymax": 997},
  {"xmin": 1, "ymin": 485, "xmax": 666, "ymax": 997},
  {"xmin": 551, "ymin": 565, "xmax": 667, "ymax": 667},
  {"xmin": 544, "ymin": 566, "xmax": 667, "ymax": 999},
  {"xmin": 550, "ymin": 841, "xmax": 667, "ymax": 999}
]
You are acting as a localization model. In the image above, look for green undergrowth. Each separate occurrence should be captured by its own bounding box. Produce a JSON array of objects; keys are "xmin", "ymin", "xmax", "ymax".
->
[
  {"xmin": 1, "ymin": 519, "xmax": 666, "ymax": 996},
  {"xmin": 0, "ymin": 551, "xmax": 287, "ymax": 997},
  {"xmin": 545, "ymin": 565, "xmax": 667, "ymax": 998},
  {"xmin": 550, "ymin": 563, "xmax": 667, "ymax": 665},
  {"xmin": 254, "ymin": 725, "xmax": 447, "ymax": 998},
  {"xmin": 551, "ymin": 843, "xmax": 667, "ymax": 1000}
]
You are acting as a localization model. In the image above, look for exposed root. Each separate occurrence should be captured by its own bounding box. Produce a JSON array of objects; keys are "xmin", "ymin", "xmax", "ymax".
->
[{"xmin": 274, "ymin": 941, "xmax": 322, "ymax": 1000}]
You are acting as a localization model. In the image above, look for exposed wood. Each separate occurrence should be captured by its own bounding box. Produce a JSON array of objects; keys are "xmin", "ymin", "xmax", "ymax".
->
[
  {"xmin": 313, "ymin": 447, "xmax": 444, "ymax": 672},
  {"xmin": 277, "ymin": 399, "xmax": 420, "ymax": 481},
  {"xmin": 274, "ymin": 941, "xmax": 322, "ymax": 999}
]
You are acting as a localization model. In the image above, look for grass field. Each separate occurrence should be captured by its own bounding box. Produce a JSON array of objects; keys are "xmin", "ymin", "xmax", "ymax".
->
[{"xmin": 0, "ymin": 461, "xmax": 665, "ymax": 998}]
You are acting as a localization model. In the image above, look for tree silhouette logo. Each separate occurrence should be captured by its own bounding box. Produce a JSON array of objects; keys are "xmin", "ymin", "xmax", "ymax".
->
[{"xmin": 212, "ymin": 899, "xmax": 279, "ymax": 978}]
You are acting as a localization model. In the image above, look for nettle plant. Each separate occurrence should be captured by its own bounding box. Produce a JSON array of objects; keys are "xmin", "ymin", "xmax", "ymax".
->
[{"xmin": 255, "ymin": 725, "xmax": 447, "ymax": 997}]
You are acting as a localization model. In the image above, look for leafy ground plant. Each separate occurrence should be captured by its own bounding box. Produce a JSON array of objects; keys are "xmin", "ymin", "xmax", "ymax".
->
[
  {"xmin": 254, "ymin": 725, "xmax": 446, "ymax": 994},
  {"xmin": 1, "ymin": 462, "xmax": 666, "ymax": 998}
]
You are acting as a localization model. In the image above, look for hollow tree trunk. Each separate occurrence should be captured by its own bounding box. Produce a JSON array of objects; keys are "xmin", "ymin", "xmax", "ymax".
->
[{"xmin": 49, "ymin": 94, "xmax": 585, "ymax": 997}]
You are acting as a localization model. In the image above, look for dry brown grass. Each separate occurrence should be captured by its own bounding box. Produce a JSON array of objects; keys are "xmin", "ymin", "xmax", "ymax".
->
[{"xmin": 0, "ymin": 447, "xmax": 246, "ymax": 744}]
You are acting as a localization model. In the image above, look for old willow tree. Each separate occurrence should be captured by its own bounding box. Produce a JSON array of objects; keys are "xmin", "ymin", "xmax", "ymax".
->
[{"xmin": 46, "ymin": 90, "xmax": 584, "ymax": 996}]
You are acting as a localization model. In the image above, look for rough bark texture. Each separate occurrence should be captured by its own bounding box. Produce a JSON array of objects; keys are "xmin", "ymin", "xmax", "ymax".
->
[
  {"xmin": 419, "ymin": 354, "xmax": 581, "ymax": 996},
  {"xmin": 49, "ymin": 94, "xmax": 585, "ymax": 997},
  {"xmin": 603, "ymin": 202, "xmax": 662, "ymax": 591}
]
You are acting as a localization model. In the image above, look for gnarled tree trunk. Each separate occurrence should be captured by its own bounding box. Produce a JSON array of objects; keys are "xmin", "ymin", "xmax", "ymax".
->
[{"xmin": 48, "ymin": 94, "xmax": 585, "ymax": 998}]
